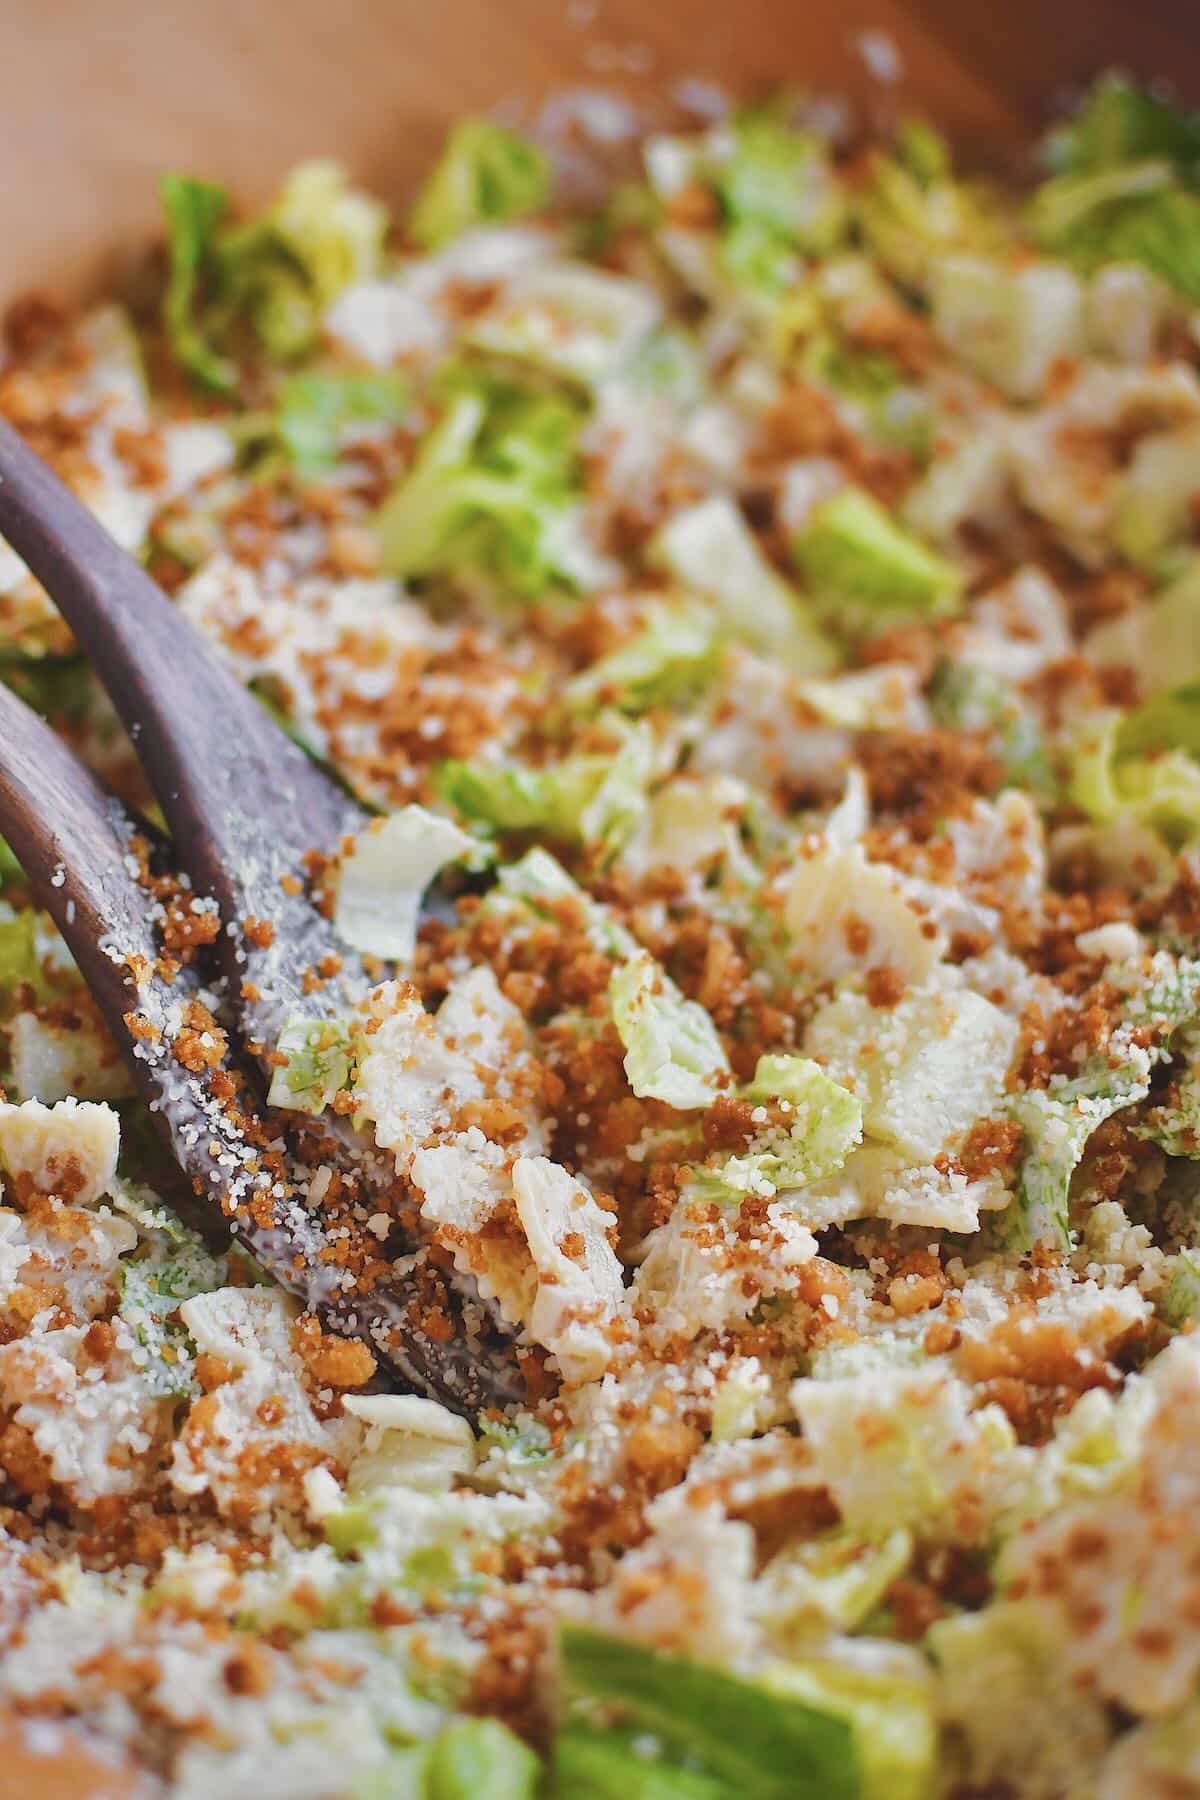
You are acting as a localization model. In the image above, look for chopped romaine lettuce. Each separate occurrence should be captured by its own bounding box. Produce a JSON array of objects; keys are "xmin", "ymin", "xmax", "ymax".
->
[
  {"xmin": 565, "ymin": 599, "xmax": 720, "ymax": 714},
  {"xmin": 1070, "ymin": 707, "xmax": 1200, "ymax": 846},
  {"xmin": 1007, "ymin": 1052, "xmax": 1153, "ymax": 1248},
  {"xmin": 335, "ymin": 806, "xmax": 472, "ymax": 961},
  {"xmin": 1086, "ymin": 560, "xmax": 1200, "ymax": 696},
  {"xmin": 119, "ymin": 1229, "xmax": 226, "ymax": 1398},
  {"xmin": 466, "ymin": 261, "xmax": 660, "ymax": 389},
  {"xmin": 856, "ymin": 139, "xmax": 1008, "ymax": 290},
  {"xmin": 1033, "ymin": 78, "xmax": 1200, "ymax": 303},
  {"xmin": 160, "ymin": 161, "xmax": 386, "ymax": 386},
  {"xmin": 761, "ymin": 1658, "xmax": 935, "ymax": 1800},
  {"xmin": 653, "ymin": 496, "xmax": 837, "ymax": 675},
  {"xmin": 928, "ymin": 253, "xmax": 1085, "ymax": 400},
  {"xmin": 354, "ymin": 1717, "xmax": 540, "ymax": 1800},
  {"xmin": 1114, "ymin": 423, "xmax": 1200, "ymax": 568},
  {"xmin": 791, "ymin": 488, "xmax": 962, "ymax": 626},
  {"xmin": 440, "ymin": 717, "xmax": 655, "ymax": 857},
  {"xmin": 409, "ymin": 119, "xmax": 550, "ymax": 250},
  {"xmin": 0, "ymin": 908, "xmax": 41, "ymax": 1001},
  {"xmin": 267, "ymin": 1015, "xmax": 354, "ymax": 1115},
  {"xmin": 1045, "ymin": 74, "xmax": 1200, "ymax": 176},
  {"xmin": 159, "ymin": 173, "xmax": 236, "ymax": 393},
  {"xmin": 376, "ymin": 373, "xmax": 599, "ymax": 597},
  {"xmin": 610, "ymin": 948, "xmax": 730, "ymax": 1109},
  {"xmin": 253, "ymin": 368, "xmax": 411, "ymax": 476},
  {"xmin": 694, "ymin": 1054, "xmax": 863, "ymax": 1199},
  {"xmin": 558, "ymin": 1626, "xmax": 859, "ymax": 1800}
]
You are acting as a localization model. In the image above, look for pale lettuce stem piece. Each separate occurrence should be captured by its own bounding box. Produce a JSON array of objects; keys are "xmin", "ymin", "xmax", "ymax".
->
[
  {"xmin": 334, "ymin": 806, "xmax": 472, "ymax": 962},
  {"xmin": 928, "ymin": 253, "xmax": 1085, "ymax": 400},
  {"xmin": 652, "ymin": 495, "xmax": 838, "ymax": 676},
  {"xmin": 465, "ymin": 261, "xmax": 661, "ymax": 389},
  {"xmin": 609, "ymin": 948, "xmax": 730, "ymax": 1109},
  {"xmin": 761, "ymin": 1656, "xmax": 937, "ymax": 1800},
  {"xmin": 267, "ymin": 1015, "xmax": 354, "ymax": 1116},
  {"xmin": 1007, "ymin": 1054, "xmax": 1152, "ymax": 1250}
]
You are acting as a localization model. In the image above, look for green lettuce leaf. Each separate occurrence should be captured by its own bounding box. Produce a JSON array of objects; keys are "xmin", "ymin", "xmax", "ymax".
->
[
  {"xmin": 376, "ymin": 371, "xmax": 597, "ymax": 597},
  {"xmin": 1008, "ymin": 1051, "xmax": 1154, "ymax": 1249},
  {"xmin": 557, "ymin": 1626, "xmax": 859, "ymax": 1800},
  {"xmin": 268, "ymin": 1015, "xmax": 354, "ymax": 1116},
  {"xmin": 692, "ymin": 1054, "xmax": 862, "ymax": 1199},
  {"xmin": 653, "ymin": 495, "xmax": 837, "ymax": 675},
  {"xmin": 610, "ymin": 948, "xmax": 730, "ymax": 1109},
  {"xmin": 253, "ymin": 368, "xmax": 411, "ymax": 476},
  {"xmin": 410, "ymin": 118, "xmax": 550, "ymax": 250},
  {"xmin": 792, "ymin": 488, "xmax": 962, "ymax": 626},
  {"xmin": 159, "ymin": 161, "xmax": 386, "ymax": 388},
  {"xmin": 440, "ymin": 718, "xmax": 656, "ymax": 857},
  {"xmin": 565, "ymin": 600, "xmax": 720, "ymax": 714},
  {"xmin": 1033, "ymin": 77, "xmax": 1200, "ymax": 302},
  {"xmin": 159, "ymin": 173, "xmax": 237, "ymax": 393}
]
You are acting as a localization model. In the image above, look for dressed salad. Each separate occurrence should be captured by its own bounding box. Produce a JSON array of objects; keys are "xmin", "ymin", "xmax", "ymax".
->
[{"xmin": 4, "ymin": 70, "xmax": 1200, "ymax": 1799}]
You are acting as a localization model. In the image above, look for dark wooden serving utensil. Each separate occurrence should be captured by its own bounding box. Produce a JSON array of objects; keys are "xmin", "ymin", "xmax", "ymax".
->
[
  {"xmin": 0, "ymin": 422, "xmax": 522, "ymax": 1411},
  {"xmin": 0, "ymin": 415, "xmax": 369, "ymax": 1055}
]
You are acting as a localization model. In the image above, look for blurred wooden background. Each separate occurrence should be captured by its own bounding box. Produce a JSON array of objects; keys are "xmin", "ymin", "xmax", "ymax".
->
[{"xmin": 3, "ymin": 0, "xmax": 1200, "ymax": 300}]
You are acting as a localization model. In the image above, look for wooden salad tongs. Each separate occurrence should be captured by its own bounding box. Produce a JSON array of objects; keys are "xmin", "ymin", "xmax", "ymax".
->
[{"xmin": 0, "ymin": 416, "xmax": 522, "ymax": 1412}]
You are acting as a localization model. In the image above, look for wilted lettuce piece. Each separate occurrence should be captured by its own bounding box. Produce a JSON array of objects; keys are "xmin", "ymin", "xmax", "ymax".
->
[
  {"xmin": 1113, "ymin": 422, "xmax": 1200, "ymax": 567},
  {"xmin": 119, "ymin": 1229, "xmax": 226, "ymax": 1399},
  {"xmin": 558, "ymin": 1626, "xmax": 860, "ymax": 1800},
  {"xmin": 761, "ymin": 1659, "xmax": 935, "ymax": 1800},
  {"xmin": 439, "ymin": 717, "xmax": 655, "ymax": 857},
  {"xmin": 758, "ymin": 1528, "xmax": 913, "ymax": 1642},
  {"xmin": 1033, "ymin": 179, "xmax": 1200, "ymax": 306},
  {"xmin": 1034, "ymin": 79, "xmax": 1200, "ymax": 304},
  {"xmin": 1087, "ymin": 560, "xmax": 1200, "ymax": 696},
  {"xmin": 410, "ymin": 118, "xmax": 550, "ymax": 249},
  {"xmin": 240, "ymin": 160, "xmax": 388, "ymax": 356},
  {"xmin": 792, "ymin": 488, "xmax": 961, "ymax": 625},
  {"xmin": 335, "ymin": 806, "xmax": 472, "ymax": 961},
  {"xmin": 856, "ymin": 137, "xmax": 1008, "ymax": 289},
  {"xmin": 495, "ymin": 848, "xmax": 637, "ymax": 959},
  {"xmin": 257, "ymin": 368, "xmax": 411, "ymax": 476},
  {"xmin": 466, "ymin": 261, "xmax": 660, "ymax": 389},
  {"xmin": 267, "ymin": 1014, "xmax": 354, "ymax": 1115},
  {"xmin": 1007, "ymin": 1053, "xmax": 1153, "ymax": 1248},
  {"xmin": 159, "ymin": 174, "xmax": 237, "ymax": 393},
  {"xmin": 1160, "ymin": 1250, "xmax": 1200, "ymax": 1325},
  {"xmin": 928, "ymin": 253, "xmax": 1085, "ymax": 400},
  {"xmin": 426, "ymin": 1718, "xmax": 540, "ymax": 1799},
  {"xmin": 0, "ymin": 909, "xmax": 40, "ymax": 1001},
  {"xmin": 695, "ymin": 1054, "xmax": 862, "ymax": 1199},
  {"xmin": 610, "ymin": 948, "xmax": 730, "ymax": 1109},
  {"xmin": 0, "ymin": 838, "xmax": 20, "ymax": 891},
  {"xmin": 653, "ymin": 496, "xmax": 837, "ymax": 675},
  {"xmin": 715, "ymin": 111, "xmax": 848, "ymax": 286},
  {"xmin": 1070, "ymin": 707, "xmax": 1200, "ymax": 846},
  {"xmin": 565, "ymin": 599, "xmax": 720, "ymax": 714},
  {"xmin": 376, "ymin": 375, "xmax": 599, "ymax": 597},
  {"xmin": 1046, "ymin": 74, "xmax": 1200, "ymax": 176},
  {"xmin": 160, "ymin": 161, "xmax": 386, "ymax": 386},
  {"xmin": 355, "ymin": 1718, "xmax": 540, "ymax": 1800}
]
